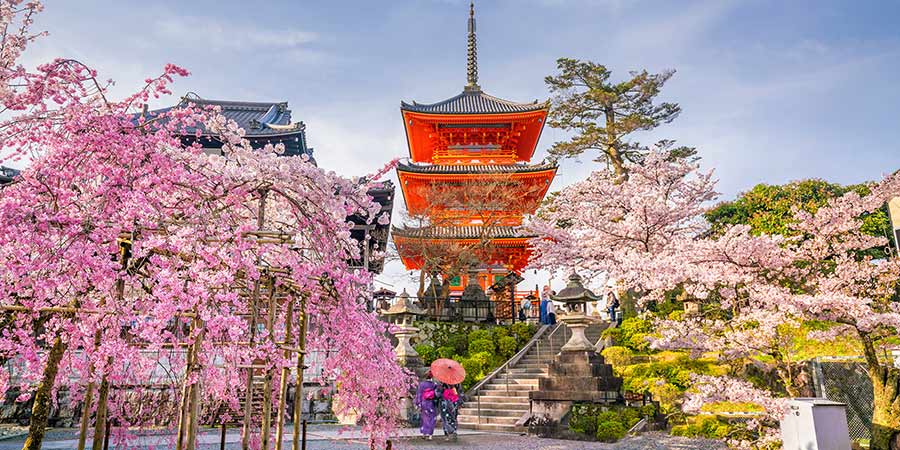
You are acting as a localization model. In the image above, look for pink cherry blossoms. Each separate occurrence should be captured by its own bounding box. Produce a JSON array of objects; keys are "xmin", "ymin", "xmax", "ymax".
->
[{"xmin": 0, "ymin": 2, "xmax": 411, "ymax": 449}]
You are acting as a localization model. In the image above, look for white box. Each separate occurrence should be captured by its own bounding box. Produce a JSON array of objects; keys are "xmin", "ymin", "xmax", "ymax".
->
[{"xmin": 780, "ymin": 398, "xmax": 851, "ymax": 450}]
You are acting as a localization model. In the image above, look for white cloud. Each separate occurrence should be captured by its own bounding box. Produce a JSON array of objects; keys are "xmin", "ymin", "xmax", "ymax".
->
[{"xmin": 154, "ymin": 16, "xmax": 318, "ymax": 53}]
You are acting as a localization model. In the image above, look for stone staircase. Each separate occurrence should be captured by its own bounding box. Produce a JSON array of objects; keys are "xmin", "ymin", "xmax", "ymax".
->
[{"xmin": 458, "ymin": 321, "xmax": 607, "ymax": 432}]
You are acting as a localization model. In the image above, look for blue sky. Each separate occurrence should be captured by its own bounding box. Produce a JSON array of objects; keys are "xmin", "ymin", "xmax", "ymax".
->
[{"xmin": 26, "ymin": 0, "xmax": 900, "ymax": 291}]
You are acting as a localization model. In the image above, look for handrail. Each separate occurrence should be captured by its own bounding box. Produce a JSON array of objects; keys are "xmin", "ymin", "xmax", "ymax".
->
[{"xmin": 465, "ymin": 323, "xmax": 556, "ymax": 398}]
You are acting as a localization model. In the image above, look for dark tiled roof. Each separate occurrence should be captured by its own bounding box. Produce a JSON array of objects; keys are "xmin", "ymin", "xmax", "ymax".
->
[
  {"xmin": 141, "ymin": 95, "xmax": 312, "ymax": 158},
  {"xmin": 397, "ymin": 161, "xmax": 557, "ymax": 174},
  {"xmin": 391, "ymin": 225, "xmax": 532, "ymax": 240},
  {"xmin": 0, "ymin": 166, "xmax": 20, "ymax": 186},
  {"xmin": 401, "ymin": 88, "xmax": 548, "ymax": 115}
]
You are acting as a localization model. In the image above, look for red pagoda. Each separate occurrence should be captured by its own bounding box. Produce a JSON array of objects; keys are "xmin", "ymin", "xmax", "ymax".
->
[{"xmin": 392, "ymin": 2, "xmax": 557, "ymax": 293}]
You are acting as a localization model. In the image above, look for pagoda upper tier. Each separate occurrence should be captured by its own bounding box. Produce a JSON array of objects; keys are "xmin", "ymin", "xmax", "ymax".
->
[{"xmin": 401, "ymin": 87, "xmax": 549, "ymax": 165}]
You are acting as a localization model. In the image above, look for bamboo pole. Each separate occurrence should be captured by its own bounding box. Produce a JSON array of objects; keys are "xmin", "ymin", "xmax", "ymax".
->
[
  {"xmin": 274, "ymin": 298, "xmax": 294, "ymax": 447},
  {"xmin": 291, "ymin": 295, "xmax": 308, "ymax": 450},
  {"xmin": 175, "ymin": 316, "xmax": 197, "ymax": 450}
]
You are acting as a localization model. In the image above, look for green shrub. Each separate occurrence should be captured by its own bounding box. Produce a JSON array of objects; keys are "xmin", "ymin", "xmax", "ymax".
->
[
  {"xmin": 468, "ymin": 329, "xmax": 491, "ymax": 342},
  {"xmin": 491, "ymin": 326, "xmax": 509, "ymax": 341},
  {"xmin": 639, "ymin": 404, "xmax": 657, "ymax": 418},
  {"xmin": 510, "ymin": 322, "xmax": 535, "ymax": 342},
  {"xmin": 670, "ymin": 416, "xmax": 733, "ymax": 439},
  {"xmin": 447, "ymin": 333, "xmax": 469, "ymax": 356},
  {"xmin": 415, "ymin": 344, "xmax": 437, "ymax": 365},
  {"xmin": 619, "ymin": 408, "xmax": 640, "ymax": 429},
  {"xmin": 469, "ymin": 351, "xmax": 492, "ymax": 369},
  {"xmin": 595, "ymin": 420, "xmax": 626, "ymax": 442},
  {"xmin": 459, "ymin": 357, "xmax": 483, "ymax": 391},
  {"xmin": 436, "ymin": 345, "xmax": 456, "ymax": 359},
  {"xmin": 601, "ymin": 346, "xmax": 633, "ymax": 368},
  {"xmin": 618, "ymin": 317, "xmax": 653, "ymax": 352},
  {"xmin": 568, "ymin": 405, "xmax": 598, "ymax": 435},
  {"xmin": 595, "ymin": 411, "xmax": 619, "ymax": 424},
  {"xmin": 468, "ymin": 338, "xmax": 495, "ymax": 355},
  {"xmin": 498, "ymin": 336, "xmax": 517, "ymax": 359}
]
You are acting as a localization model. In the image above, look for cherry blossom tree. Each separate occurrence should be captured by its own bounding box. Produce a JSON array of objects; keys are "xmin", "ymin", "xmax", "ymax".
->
[
  {"xmin": 529, "ymin": 146, "xmax": 900, "ymax": 448},
  {"xmin": 0, "ymin": 2, "xmax": 411, "ymax": 449}
]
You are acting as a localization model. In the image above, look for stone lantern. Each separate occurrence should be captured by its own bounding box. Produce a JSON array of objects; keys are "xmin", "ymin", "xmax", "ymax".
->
[
  {"xmin": 373, "ymin": 287, "xmax": 396, "ymax": 313},
  {"xmin": 551, "ymin": 273, "xmax": 601, "ymax": 352},
  {"xmin": 531, "ymin": 273, "xmax": 622, "ymax": 425},
  {"xmin": 460, "ymin": 268, "xmax": 489, "ymax": 321},
  {"xmin": 381, "ymin": 289, "xmax": 426, "ymax": 367}
]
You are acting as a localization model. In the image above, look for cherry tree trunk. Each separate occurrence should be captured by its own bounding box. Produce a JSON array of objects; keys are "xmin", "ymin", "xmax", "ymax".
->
[
  {"xmin": 870, "ymin": 365, "xmax": 900, "ymax": 450},
  {"xmin": 22, "ymin": 335, "xmax": 68, "ymax": 450}
]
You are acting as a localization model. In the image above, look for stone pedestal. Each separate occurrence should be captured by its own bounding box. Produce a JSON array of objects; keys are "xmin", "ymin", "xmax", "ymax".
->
[
  {"xmin": 559, "ymin": 313, "xmax": 597, "ymax": 352},
  {"xmin": 529, "ymin": 350, "xmax": 622, "ymax": 423},
  {"xmin": 392, "ymin": 324, "xmax": 421, "ymax": 368}
]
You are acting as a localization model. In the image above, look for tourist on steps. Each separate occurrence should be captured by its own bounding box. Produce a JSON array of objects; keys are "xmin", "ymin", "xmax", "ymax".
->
[
  {"xmin": 547, "ymin": 294, "xmax": 557, "ymax": 325},
  {"xmin": 414, "ymin": 371, "xmax": 439, "ymax": 440}
]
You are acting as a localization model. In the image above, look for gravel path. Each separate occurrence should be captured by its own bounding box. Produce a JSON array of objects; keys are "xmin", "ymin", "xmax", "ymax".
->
[{"xmin": 0, "ymin": 428, "xmax": 726, "ymax": 450}]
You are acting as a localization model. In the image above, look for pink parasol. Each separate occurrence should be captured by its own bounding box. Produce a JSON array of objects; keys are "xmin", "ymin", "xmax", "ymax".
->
[{"xmin": 430, "ymin": 358, "xmax": 466, "ymax": 385}]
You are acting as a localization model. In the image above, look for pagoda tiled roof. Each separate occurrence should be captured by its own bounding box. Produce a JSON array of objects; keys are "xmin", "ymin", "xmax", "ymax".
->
[
  {"xmin": 401, "ymin": 87, "xmax": 548, "ymax": 115},
  {"xmin": 391, "ymin": 225, "xmax": 533, "ymax": 240},
  {"xmin": 397, "ymin": 161, "xmax": 557, "ymax": 175}
]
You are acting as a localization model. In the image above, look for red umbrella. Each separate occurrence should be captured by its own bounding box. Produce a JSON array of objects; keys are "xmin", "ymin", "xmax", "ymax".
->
[{"xmin": 430, "ymin": 358, "xmax": 466, "ymax": 385}]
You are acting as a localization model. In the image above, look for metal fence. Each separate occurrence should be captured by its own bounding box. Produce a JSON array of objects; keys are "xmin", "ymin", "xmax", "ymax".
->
[{"xmin": 810, "ymin": 357, "xmax": 873, "ymax": 441}]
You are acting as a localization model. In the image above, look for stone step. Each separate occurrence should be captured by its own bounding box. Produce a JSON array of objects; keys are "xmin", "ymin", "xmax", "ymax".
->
[
  {"xmin": 457, "ymin": 415, "xmax": 519, "ymax": 426},
  {"xmin": 459, "ymin": 402, "xmax": 529, "ymax": 412},
  {"xmin": 507, "ymin": 367, "xmax": 548, "ymax": 374},
  {"xmin": 471, "ymin": 395, "xmax": 530, "ymax": 404},
  {"xmin": 489, "ymin": 377, "xmax": 539, "ymax": 386},
  {"xmin": 458, "ymin": 407, "xmax": 525, "ymax": 417},
  {"xmin": 494, "ymin": 372, "xmax": 543, "ymax": 380},
  {"xmin": 480, "ymin": 385, "xmax": 533, "ymax": 393},
  {"xmin": 458, "ymin": 422, "xmax": 525, "ymax": 432}
]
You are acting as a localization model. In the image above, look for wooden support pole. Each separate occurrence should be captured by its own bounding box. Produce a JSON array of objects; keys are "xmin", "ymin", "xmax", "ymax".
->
[
  {"xmin": 102, "ymin": 418, "xmax": 111, "ymax": 450},
  {"xmin": 176, "ymin": 315, "xmax": 204, "ymax": 450},
  {"xmin": 242, "ymin": 189, "xmax": 268, "ymax": 450},
  {"xmin": 220, "ymin": 424, "xmax": 227, "ymax": 450},
  {"xmin": 76, "ymin": 381, "xmax": 94, "ymax": 450},
  {"xmin": 259, "ymin": 279, "xmax": 277, "ymax": 450},
  {"xmin": 91, "ymin": 378, "xmax": 110, "ymax": 450},
  {"xmin": 301, "ymin": 419, "xmax": 307, "ymax": 450},
  {"xmin": 274, "ymin": 298, "xmax": 294, "ymax": 447},
  {"xmin": 291, "ymin": 296, "xmax": 308, "ymax": 450}
]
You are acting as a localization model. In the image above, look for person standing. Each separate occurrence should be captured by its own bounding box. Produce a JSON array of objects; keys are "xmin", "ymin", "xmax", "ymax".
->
[
  {"xmin": 606, "ymin": 289, "xmax": 619, "ymax": 323},
  {"xmin": 519, "ymin": 295, "xmax": 531, "ymax": 322},
  {"xmin": 540, "ymin": 285, "xmax": 550, "ymax": 324},
  {"xmin": 414, "ymin": 371, "xmax": 439, "ymax": 440},
  {"xmin": 436, "ymin": 382, "xmax": 462, "ymax": 440},
  {"xmin": 547, "ymin": 294, "xmax": 557, "ymax": 325}
]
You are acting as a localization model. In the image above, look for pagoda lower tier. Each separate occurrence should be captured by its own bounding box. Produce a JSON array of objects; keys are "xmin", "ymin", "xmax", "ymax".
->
[
  {"xmin": 392, "ymin": 225, "xmax": 533, "ymax": 273},
  {"xmin": 397, "ymin": 161, "xmax": 557, "ymax": 226}
]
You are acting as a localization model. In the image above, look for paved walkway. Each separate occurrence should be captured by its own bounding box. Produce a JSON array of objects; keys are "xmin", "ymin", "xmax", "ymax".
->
[{"xmin": 0, "ymin": 426, "xmax": 726, "ymax": 449}]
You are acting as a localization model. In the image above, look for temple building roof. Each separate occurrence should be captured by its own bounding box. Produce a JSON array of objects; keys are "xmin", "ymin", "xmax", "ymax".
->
[
  {"xmin": 397, "ymin": 160, "xmax": 556, "ymax": 174},
  {"xmin": 401, "ymin": 89, "xmax": 548, "ymax": 115},
  {"xmin": 0, "ymin": 166, "xmax": 20, "ymax": 186},
  {"xmin": 141, "ymin": 94, "xmax": 313, "ymax": 158}
]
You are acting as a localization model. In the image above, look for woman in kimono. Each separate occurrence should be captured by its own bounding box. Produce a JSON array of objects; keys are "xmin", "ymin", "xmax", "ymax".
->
[
  {"xmin": 436, "ymin": 382, "xmax": 462, "ymax": 440},
  {"xmin": 414, "ymin": 371, "xmax": 439, "ymax": 439}
]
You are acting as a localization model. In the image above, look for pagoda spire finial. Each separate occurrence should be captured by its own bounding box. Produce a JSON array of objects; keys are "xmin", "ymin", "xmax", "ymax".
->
[{"xmin": 466, "ymin": 1, "xmax": 480, "ymax": 91}]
